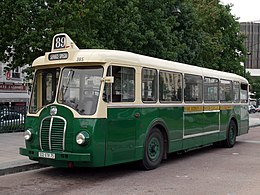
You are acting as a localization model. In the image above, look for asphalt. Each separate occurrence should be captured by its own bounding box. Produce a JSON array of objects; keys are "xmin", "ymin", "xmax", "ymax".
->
[{"xmin": 0, "ymin": 116, "xmax": 260, "ymax": 176}]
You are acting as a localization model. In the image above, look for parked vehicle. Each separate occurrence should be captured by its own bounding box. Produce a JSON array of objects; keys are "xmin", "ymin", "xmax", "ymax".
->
[
  {"xmin": 0, "ymin": 111, "xmax": 24, "ymax": 127},
  {"xmin": 255, "ymin": 106, "xmax": 260, "ymax": 112},
  {"xmin": 248, "ymin": 105, "xmax": 256, "ymax": 113}
]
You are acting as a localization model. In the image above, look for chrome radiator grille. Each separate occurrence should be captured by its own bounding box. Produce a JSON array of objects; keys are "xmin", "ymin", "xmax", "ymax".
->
[{"xmin": 40, "ymin": 116, "xmax": 66, "ymax": 151}]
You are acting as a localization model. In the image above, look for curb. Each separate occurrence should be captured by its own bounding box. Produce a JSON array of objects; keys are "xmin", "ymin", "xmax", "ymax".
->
[
  {"xmin": 0, "ymin": 163, "xmax": 47, "ymax": 176},
  {"xmin": 249, "ymin": 124, "xmax": 260, "ymax": 128}
]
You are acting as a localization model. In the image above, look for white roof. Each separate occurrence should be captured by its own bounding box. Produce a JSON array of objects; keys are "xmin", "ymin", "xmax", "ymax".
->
[{"xmin": 33, "ymin": 49, "xmax": 248, "ymax": 84}]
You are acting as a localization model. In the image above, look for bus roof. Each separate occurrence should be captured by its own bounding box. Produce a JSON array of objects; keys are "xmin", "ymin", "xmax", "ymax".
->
[{"xmin": 32, "ymin": 33, "xmax": 248, "ymax": 84}]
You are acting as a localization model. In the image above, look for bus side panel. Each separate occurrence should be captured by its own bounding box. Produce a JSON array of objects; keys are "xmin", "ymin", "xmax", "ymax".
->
[
  {"xmin": 219, "ymin": 105, "xmax": 249, "ymax": 140},
  {"xmin": 105, "ymin": 107, "xmax": 137, "ymax": 166},
  {"xmin": 135, "ymin": 107, "xmax": 159, "ymax": 160},
  {"xmin": 219, "ymin": 108, "xmax": 233, "ymax": 140},
  {"xmin": 238, "ymin": 105, "xmax": 249, "ymax": 135},
  {"xmin": 202, "ymin": 111, "xmax": 220, "ymax": 145},
  {"xmin": 135, "ymin": 107, "xmax": 184, "ymax": 159},
  {"xmin": 183, "ymin": 112, "xmax": 204, "ymax": 149},
  {"xmin": 159, "ymin": 106, "xmax": 183, "ymax": 153}
]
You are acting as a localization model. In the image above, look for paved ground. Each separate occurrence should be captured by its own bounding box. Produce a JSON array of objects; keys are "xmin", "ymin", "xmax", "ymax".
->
[
  {"xmin": 0, "ymin": 132, "xmax": 43, "ymax": 176},
  {"xmin": 0, "ymin": 114, "xmax": 259, "ymax": 176}
]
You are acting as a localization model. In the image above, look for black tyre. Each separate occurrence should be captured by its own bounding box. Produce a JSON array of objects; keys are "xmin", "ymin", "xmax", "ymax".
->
[
  {"xmin": 223, "ymin": 120, "xmax": 237, "ymax": 148},
  {"xmin": 140, "ymin": 128, "xmax": 164, "ymax": 170}
]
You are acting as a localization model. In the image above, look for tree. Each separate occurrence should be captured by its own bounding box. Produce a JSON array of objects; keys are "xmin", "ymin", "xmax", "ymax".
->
[
  {"xmin": 81, "ymin": 0, "xmax": 181, "ymax": 60},
  {"xmin": 0, "ymin": 0, "xmax": 247, "ymax": 80},
  {"xmin": 190, "ymin": 0, "xmax": 246, "ymax": 75},
  {"xmin": 0, "ymin": 0, "xmax": 88, "ymax": 77}
]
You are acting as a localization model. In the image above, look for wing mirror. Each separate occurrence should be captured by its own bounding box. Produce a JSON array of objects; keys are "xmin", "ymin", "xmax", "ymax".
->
[{"xmin": 102, "ymin": 76, "xmax": 114, "ymax": 84}]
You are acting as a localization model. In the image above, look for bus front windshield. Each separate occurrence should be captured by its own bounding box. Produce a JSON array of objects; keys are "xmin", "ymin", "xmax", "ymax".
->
[
  {"xmin": 29, "ymin": 68, "xmax": 60, "ymax": 114},
  {"xmin": 58, "ymin": 66, "xmax": 103, "ymax": 115}
]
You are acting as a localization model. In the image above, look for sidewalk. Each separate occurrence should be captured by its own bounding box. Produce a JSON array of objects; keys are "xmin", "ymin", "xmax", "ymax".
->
[
  {"xmin": 0, "ymin": 117, "xmax": 260, "ymax": 176},
  {"xmin": 248, "ymin": 117, "xmax": 260, "ymax": 128},
  {"xmin": 0, "ymin": 132, "xmax": 44, "ymax": 176}
]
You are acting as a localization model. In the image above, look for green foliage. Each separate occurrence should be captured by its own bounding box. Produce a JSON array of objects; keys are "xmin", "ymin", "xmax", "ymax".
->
[
  {"xmin": 0, "ymin": 0, "xmax": 247, "ymax": 81},
  {"xmin": 190, "ymin": 0, "xmax": 246, "ymax": 75},
  {"xmin": 251, "ymin": 77, "xmax": 260, "ymax": 99},
  {"xmin": 0, "ymin": 0, "xmax": 88, "ymax": 70}
]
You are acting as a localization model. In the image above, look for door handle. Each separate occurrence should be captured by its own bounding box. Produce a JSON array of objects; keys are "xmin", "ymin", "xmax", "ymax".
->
[{"xmin": 134, "ymin": 113, "xmax": 140, "ymax": 118}]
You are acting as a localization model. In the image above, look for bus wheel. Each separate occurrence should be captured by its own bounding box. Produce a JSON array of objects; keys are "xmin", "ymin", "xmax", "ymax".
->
[
  {"xmin": 223, "ymin": 120, "xmax": 237, "ymax": 148},
  {"xmin": 140, "ymin": 128, "xmax": 164, "ymax": 170}
]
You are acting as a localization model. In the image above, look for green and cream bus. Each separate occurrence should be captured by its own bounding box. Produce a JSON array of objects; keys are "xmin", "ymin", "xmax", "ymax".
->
[{"xmin": 20, "ymin": 33, "xmax": 249, "ymax": 170}]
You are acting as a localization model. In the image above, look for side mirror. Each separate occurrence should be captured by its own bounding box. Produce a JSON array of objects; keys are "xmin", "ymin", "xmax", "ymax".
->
[{"xmin": 102, "ymin": 76, "xmax": 114, "ymax": 84}]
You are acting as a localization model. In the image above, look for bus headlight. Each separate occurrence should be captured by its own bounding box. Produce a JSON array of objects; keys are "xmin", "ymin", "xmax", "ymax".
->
[
  {"xmin": 24, "ymin": 129, "xmax": 32, "ymax": 141},
  {"xmin": 76, "ymin": 131, "xmax": 90, "ymax": 145}
]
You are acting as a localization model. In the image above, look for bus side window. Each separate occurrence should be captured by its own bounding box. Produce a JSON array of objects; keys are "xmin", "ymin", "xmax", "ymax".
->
[
  {"xmin": 233, "ymin": 81, "xmax": 240, "ymax": 103},
  {"xmin": 220, "ymin": 79, "xmax": 232, "ymax": 102},
  {"xmin": 204, "ymin": 77, "xmax": 219, "ymax": 103},
  {"xmin": 142, "ymin": 68, "xmax": 157, "ymax": 102},
  {"xmin": 184, "ymin": 74, "xmax": 203, "ymax": 102},
  {"xmin": 241, "ymin": 83, "xmax": 248, "ymax": 103},
  {"xmin": 104, "ymin": 66, "xmax": 135, "ymax": 103},
  {"xmin": 159, "ymin": 70, "xmax": 182, "ymax": 102}
]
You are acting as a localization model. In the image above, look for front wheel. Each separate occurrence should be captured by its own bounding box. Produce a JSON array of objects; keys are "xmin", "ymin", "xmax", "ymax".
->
[
  {"xmin": 140, "ymin": 128, "xmax": 164, "ymax": 170},
  {"xmin": 223, "ymin": 120, "xmax": 237, "ymax": 148}
]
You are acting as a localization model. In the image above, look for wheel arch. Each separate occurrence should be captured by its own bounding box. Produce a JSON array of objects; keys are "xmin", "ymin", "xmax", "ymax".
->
[
  {"xmin": 145, "ymin": 119, "xmax": 169, "ymax": 159},
  {"xmin": 229, "ymin": 116, "xmax": 238, "ymax": 136}
]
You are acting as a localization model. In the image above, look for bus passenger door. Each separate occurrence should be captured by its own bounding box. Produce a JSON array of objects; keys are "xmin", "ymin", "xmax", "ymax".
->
[
  {"xmin": 105, "ymin": 107, "xmax": 137, "ymax": 166},
  {"xmin": 104, "ymin": 65, "xmax": 136, "ymax": 166}
]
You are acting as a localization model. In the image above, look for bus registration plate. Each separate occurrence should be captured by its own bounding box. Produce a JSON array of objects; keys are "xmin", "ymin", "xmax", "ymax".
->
[{"xmin": 39, "ymin": 152, "xmax": 55, "ymax": 159}]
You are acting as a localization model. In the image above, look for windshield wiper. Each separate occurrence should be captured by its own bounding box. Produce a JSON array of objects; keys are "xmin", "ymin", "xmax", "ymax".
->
[{"xmin": 63, "ymin": 69, "xmax": 74, "ymax": 96}]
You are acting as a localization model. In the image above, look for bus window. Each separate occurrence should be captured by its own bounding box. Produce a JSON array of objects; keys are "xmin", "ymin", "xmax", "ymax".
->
[
  {"xmin": 241, "ymin": 83, "xmax": 248, "ymax": 103},
  {"xmin": 184, "ymin": 74, "xmax": 203, "ymax": 102},
  {"xmin": 159, "ymin": 71, "xmax": 182, "ymax": 102},
  {"xmin": 104, "ymin": 66, "xmax": 135, "ymax": 102},
  {"xmin": 142, "ymin": 68, "xmax": 157, "ymax": 102},
  {"xmin": 58, "ymin": 66, "xmax": 103, "ymax": 115},
  {"xmin": 220, "ymin": 79, "xmax": 232, "ymax": 102},
  {"xmin": 233, "ymin": 81, "xmax": 240, "ymax": 103},
  {"xmin": 204, "ymin": 77, "xmax": 219, "ymax": 102},
  {"xmin": 29, "ymin": 68, "xmax": 60, "ymax": 114}
]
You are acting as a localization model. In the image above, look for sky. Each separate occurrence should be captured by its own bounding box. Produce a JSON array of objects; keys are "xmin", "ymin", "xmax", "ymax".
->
[{"xmin": 221, "ymin": 0, "xmax": 260, "ymax": 22}]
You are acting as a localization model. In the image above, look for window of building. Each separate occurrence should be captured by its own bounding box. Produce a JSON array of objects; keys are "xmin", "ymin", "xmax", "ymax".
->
[
  {"xmin": 184, "ymin": 74, "xmax": 203, "ymax": 102},
  {"xmin": 12, "ymin": 67, "xmax": 21, "ymax": 79},
  {"xmin": 220, "ymin": 79, "xmax": 232, "ymax": 102},
  {"xmin": 142, "ymin": 68, "xmax": 157, "ymax": 102},
  {"xmin": 204, "ymin": 77, "xmax": 219, "ymax": 102},
  {"xmin": 159, "ymin": 71, "xmax": 182, "ymax": 102},
  {"xmin": 233, "ymin": 81, "xmax": 240, "ymax": 103}
]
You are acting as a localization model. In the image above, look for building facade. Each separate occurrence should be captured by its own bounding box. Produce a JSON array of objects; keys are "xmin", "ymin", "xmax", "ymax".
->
[
  {"xmin": 0, "ymin": 62, "xmax": 30, "ymax": 108},
  {"xmin": 240, "ymin": 22, "xmax": 260, "ymax": 76}
]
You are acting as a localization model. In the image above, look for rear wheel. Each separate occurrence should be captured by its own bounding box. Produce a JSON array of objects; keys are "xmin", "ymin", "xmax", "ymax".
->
[
  {"xmin": 223, "ymin": 120, "xmax": 237, "ymax": 148},
  {"xmin": 140, "ymin": 128, "xmax": 164, "ymax": 170}
]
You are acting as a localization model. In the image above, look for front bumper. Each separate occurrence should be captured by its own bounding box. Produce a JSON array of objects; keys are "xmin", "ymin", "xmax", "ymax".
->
[{"xmin": 19, "ymin": 147, "xmax": 91, "ymax": 162}]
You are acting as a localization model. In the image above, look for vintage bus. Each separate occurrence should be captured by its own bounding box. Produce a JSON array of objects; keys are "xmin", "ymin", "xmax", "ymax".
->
[{"xmin": 20, "ymin": 33, "xmax": 249, "ymax": 170}]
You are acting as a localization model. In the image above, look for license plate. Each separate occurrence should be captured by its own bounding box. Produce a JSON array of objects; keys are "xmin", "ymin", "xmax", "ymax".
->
[{"xmin": 38, "ymin": 152, "xmax": 55, "ymax": 159}]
